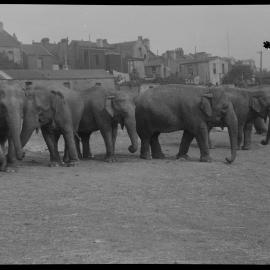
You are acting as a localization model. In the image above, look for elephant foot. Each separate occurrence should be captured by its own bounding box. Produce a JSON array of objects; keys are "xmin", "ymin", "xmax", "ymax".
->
[
  {"xmin": 128, "ymin": 145, "xmax": 137, "ymax": 153},
  {"xmin": 176, "ymin": 154, "xmax": 190, "ymax": 161},
  {"xmin": 104, "ymin": 155, "xmax": 117, "ymax": 163},
  {"xmin": 241, "ymin": 145, "xmax": 251, "ymax": 150},
  {"xmin": 48, "ymin": 161, "xmax": 62, "ymax": 167},
  {"xmin": 152, "ymin": 152, "xmax": 165, "ymax": 159},
  {"xmin": 261, "ymin": 140, "xmax": 268, "ymax": 145},
  {"xmin": 65, "ymin": 160, "xmax": 79, "ymax": 167},
  {"xmin": 200, "ymin": 155, "xmax": 212, "ymax": 162},
  {"xmin": 2, "ymin": 167, "xmax": 16, "ymax": 173},
  {"xmin": 140, "ymin": 153, "xmax": 152, "ymax": 160},
  {"xmin": 82, "ymin": 154, "xmax": 94, "ymax": 160}
]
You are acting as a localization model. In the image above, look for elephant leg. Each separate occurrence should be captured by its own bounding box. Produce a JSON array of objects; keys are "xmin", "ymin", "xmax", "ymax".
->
[
  {"xmin": 150, "ymin": 132, "xmax": 165, "ymax": 159},
  {"xmin": 112, "ymin": 123, "xmax": 118, "ymax": 155},
  {"xmin": 0, "ymin": 143, "xmax": 8, "ymax": 172},
  {"xmin": 196, "ymin": 124, "xmax": 211, "ymax": 162},
  {"xmin": 237, "ymin": 125, "xmax": 244, "ymax": 150},
  {"xmin": 41, "ymin": 127, "xmax": 61, "ymax": 167},
  {"xmin": 242, "ymin": 122, "xmax": 253, "ymax": 150},
  {"xmin": 62, "ymin": 129, "xmax": 79, "ymax": 166},
  {"xmin": 140, "ymin": 136, "xmax": 151, "ymax": 160},
  {"xmin": 100, "ymin": 128, "xmax": 115, "ymax": 162},
  {"xmin": 208, "ymin": 127, "xmax": 215, "ymax": 149},
  {"xmin": 176, "ymin": 130, "xmax": 194, "ymax": 160},
  {"xmin": 81, "ymin": 133, "xmax": 93, "ymax": 159},
  {"xmin": 7, "ymin": 138, "xmax": 17, "ymax": 164}
]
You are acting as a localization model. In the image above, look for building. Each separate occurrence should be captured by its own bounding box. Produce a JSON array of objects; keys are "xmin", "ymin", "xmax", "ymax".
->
[
  {"xmin": 109, "ymin": 36, "xmax": 150, "ymax": 74},
  {"xmin": 144, "ymin": 56, "xmax": 170, "ymax": 79},
  {"xmin": 0, "ymin": 22, "xmax": 22, "ymax": 66},
  {"xmin": 0, "ymin": 69, "xmax": 115, "ymax": 91},
  {"xmin": 178, "ymin": 56, "xmax": 229, "ymax": 85},
  {"xmin": 22, "ymin": 43, "xmax": 58, "ymax": 69}
]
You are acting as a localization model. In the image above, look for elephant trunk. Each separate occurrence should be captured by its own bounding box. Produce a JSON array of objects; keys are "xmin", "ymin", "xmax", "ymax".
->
[
  {"xmin": 124, "ymin": 116, "xmax": 138, "ymax": 153},
  {"xmin": 6, "ymin": 105, "xmax": 24, "ymax": 160},
  {"xmin": 224, "ymin": 104, "xmax": 238, "ymax": 164},
  {"xmin": 20, "ymin": 123, "xmax": 36, "ymax": 148}
]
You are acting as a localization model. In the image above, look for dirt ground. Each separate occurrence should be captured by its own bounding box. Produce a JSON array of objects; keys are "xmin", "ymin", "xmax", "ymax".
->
[{"xmin": 0, "ymin": 128, "xmax": 270, "ymax": 264}]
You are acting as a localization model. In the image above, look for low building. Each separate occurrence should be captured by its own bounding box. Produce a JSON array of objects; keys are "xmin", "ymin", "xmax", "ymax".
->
[
  {"xmin": 22, "ymin": 43, "xmax": 58, "ymax": 69},
  {"xmin": 0, "ymin": 69, "xmax": 115, "ymax": 91},
  {"xmin": 144, "ymin": 56, "xmax": 170, "ymax": 79},
  {"xmin": 127, "ymin": 57, "xmax": 145, "ymax": 79},
  {"xmin": 0, "ymin": 21, "xmax": 22, "ymax": 66},
  {"xmin": 178, "ymin": 56, "xmax": 229, "ymax": 85}
]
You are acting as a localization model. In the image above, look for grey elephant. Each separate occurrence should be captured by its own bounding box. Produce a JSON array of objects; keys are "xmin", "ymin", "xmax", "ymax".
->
[
  {"xmin": 0, "ymin": 81, "xmax": 25, "ymax": 172},
  {"xmin": 208, "ymin": 86, "xmax": 270, "ymax": 150},
  {"xmin": 20, "ymin": 83, "xmax": 84, "ymax": 167},
  {"xmin": 76, "ymin": 85, "xmax": 138, "ymax": 162},
  {"xmin": 135, "ymin": 84, "xmax": 238, "ymax": 163}
]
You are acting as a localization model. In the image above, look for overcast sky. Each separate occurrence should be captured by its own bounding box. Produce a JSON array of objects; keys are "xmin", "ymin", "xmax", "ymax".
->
[{"xmin": 1, "ymin": 4, "xmax": 270, "ymax": 69}]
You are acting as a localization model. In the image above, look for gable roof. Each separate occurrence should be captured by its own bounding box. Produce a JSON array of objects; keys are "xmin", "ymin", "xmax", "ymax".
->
[
  {"xmin": 0, "ymin": 69, "xmax": 114, "ymax": 80},
  {"xmin": 22, "ymin": 44, "xmax": 54, "ymax": 56},
  {"xmin": 0, "ymin": 30, "xmax": 21, "ymax": 48}
]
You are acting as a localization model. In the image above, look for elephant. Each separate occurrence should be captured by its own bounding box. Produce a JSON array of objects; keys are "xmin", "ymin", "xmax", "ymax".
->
[
  {"xmin": 135, "ymin": 84, "xmax": 238, "ymax": 163},
  {"xmin": 0, "ymin": 81, "xmax": 26, "ymax": 172},
  {"xmin": 208, "ymin": 86, "xmax": 270, "ymax": 150},
  {"xmin": 20, "ymin": 83, "xmax": 84, "ymax": 167},
  {"xmin": 76, "ymin": 85, "xmax": 138, "ymax": 162},
  {"xmin": 254, "ymin": 117, "xmax": 267, "ymax": 135}
]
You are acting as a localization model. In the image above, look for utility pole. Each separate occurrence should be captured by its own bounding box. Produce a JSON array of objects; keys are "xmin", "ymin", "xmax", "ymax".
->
[
  {"xmin": 226, "ymin": 32, "xmax": 230, "ymax": 58},
  {"xmin": 257, "ymin": 50, "xmax": 263, "ymax": 72}
]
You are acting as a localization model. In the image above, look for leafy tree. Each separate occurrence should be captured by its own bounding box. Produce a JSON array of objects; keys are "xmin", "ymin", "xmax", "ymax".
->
[
  {"xmin": 222, "ymin": 64, "xmax": 254, "ymax": 86},
  {"xmin": 0, "ymin": 51, "xmax": 23, "ymax": 69}
]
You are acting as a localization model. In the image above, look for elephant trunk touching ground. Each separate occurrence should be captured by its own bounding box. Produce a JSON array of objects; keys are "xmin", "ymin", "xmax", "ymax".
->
[{"xmin": 124, "ymin": 116, "xmax": 138, "ymax": 153}]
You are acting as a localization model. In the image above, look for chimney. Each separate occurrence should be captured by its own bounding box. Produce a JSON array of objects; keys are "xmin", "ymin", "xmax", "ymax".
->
[
  {"xmin": 0, "ymin": 22, "xmax": 4, "ymax": 32},
  {"xmin": 41, "ymin": 37, "xmax": 50, "ymax": 46},
  {"xmin": 138, "ymin": 36, "xmax": 143, "ymax": 41},
  {"xmin": 143, "ymin": 38, "xmax": 150, "ymax": 50},
  {"xmin": 96, "ymin": 38, "xmax": 103, "ymax": 47}
]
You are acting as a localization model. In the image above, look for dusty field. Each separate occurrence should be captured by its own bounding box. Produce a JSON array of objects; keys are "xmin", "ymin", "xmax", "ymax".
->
[{"xmin": 0, "ymin": 128, "xmax": 270, "ymax": 264}]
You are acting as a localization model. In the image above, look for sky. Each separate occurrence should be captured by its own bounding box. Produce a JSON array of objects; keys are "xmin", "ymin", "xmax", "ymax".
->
[{"xmin": 1, "ymin": 4, "xmax": 270, "ymax": 69}]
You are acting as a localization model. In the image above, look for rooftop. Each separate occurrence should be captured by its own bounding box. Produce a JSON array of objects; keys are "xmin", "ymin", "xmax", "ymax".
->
[
  {"xmin": 22, "ymin": 44, "xmax": 54, "ymax": 56},
  {"xmin": 0, "ymin": 29, "xmax": 21, "ymax": 48},
  {"xmin": 0, "ymin": 69, "xmax": 114, "ymax": 80}
]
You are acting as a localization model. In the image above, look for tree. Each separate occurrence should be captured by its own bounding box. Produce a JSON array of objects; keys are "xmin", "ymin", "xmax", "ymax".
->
[
  {"xmin": 222, "ymin": 63, "xmax": 254, "ymax": 86},
  {"xmin": 0, "ymin": 51, "xmax": 23, "ymax": 69}
]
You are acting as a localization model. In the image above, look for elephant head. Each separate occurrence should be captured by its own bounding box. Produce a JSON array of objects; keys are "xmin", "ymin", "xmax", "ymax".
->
[
  {"xmin": 200, "ymin": 88, "xmax": 238, "ymax": 163},
  {"xmin": 20, "ymin": 87, "xmax": 68, "ymax": 147},
  {"xmin": 0, "ymin": 82, "xmax": 25, "ymax": 160},
  {"xmin": 250, "ymin": 91, "xmax": 270, "ymax": 145},
  {"xmin": 105, "ymin": 91, "xmax": 138, "ymax": 153}
]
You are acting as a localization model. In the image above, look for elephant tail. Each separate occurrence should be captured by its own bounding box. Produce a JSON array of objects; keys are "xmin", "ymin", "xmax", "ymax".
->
[{"xmin": 74, "ymin": 131, "xmax": 81, "ymax": 142}]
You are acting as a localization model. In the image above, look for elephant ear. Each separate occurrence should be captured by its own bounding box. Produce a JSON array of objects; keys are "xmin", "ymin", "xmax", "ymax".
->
[
  {"xmin": 50, "ymin": 90, "xmax": 65, "ymax": 120},
  {"xmin": 250, "ymin": 96, "xmax": 263, "ymax": 113},
  {"xmin": 200, "ymin": 93, "xmax": 213, "ymax": 118},
  {"xmin": 105, "ymin": 95, "xmax": 116, "ymax": 117}
]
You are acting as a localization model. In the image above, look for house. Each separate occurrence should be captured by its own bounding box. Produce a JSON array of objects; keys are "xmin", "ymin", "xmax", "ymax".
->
[
  {"xmin": 109, "ymin": 36, "xmax": 150, "ymax": 73},
  {"xmin": 22, "ymin": 43, "xmax": 58, "ymax": 69},
  {"xmin": 144, "ymin": 56, "xmax": 170, "ymax": 79},
  {"xmin": 0, "ymin": 22, "xmax": 22, "ymax": 65},
  {"xmin": 68, "ymin": 39, "xmax": 121, "ymax": 72},
  {"xmin": 127, "ymin": 57, "xmax": 145, "ymax": 79},
  {"xmin": 178, "ymin": 56, "xmax": 229, "ymax": 85},
  {"xmin": 0, "ymin": 69, "xmax": 115, "ymax": 91}
]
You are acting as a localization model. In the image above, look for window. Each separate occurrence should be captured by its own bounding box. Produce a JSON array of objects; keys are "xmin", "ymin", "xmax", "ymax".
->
[
  {"xmin": 84, "ymin": 50, "xmax": 89, "ymax": 67},
  {"xmin": 222, "ymin": 63, "xmax": 225, "ymax": 74},
  {"xmin": 213, "ymin": 63, "xmax": 216, "ymax": 74},
  {"xmin": 25, "ymin": 81, "xmax": 32, "ymax": 90},
  {"xmin": 7, "ymin": 50, "xmax": 14, "ymax": 61},
  {"xmin": 152, "ymin": 66, "xmax": 156, "ymax": 73},
  {"xmin": 95, "ymin": 82, "xmax": 101, "ymax": 86},
  {"xmin": 37, "ymin": 57, "xmax": 43, "ymax": 69},
  {"xmin": 63, "ymin": 82, "xmax": 71, "ymax": 88},
  {"xmin": 139, "ymin": 47, "xmax": 143, "ymax": 57},
  {"xmin": 95, "ymin": 54, "xmax": 99, "ymax": 66}
]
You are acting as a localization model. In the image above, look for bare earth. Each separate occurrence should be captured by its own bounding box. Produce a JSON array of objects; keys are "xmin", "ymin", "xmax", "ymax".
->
[{"xmin": 0, "ymin": 129, "xmax": 270, "ymax": 264}]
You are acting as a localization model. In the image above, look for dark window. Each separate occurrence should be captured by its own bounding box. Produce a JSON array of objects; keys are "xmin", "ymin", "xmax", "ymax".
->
[
  {"xmin": 222, "ymin": 63, "xmax": 225, "ymax": 74},
  {"xmin": 95, "ymin": 82, "xmax": 101, "ymax": 86},
  {"xmin": 63, "ymin": 82, "xmax": 71, "ymax": 88},
  {"xmin": 213, "ymin": 63, "xmax": 216, "ymax": 74},
  {"xmin": 95, "ymin": 55, "xmax": 99, "ymax": 66},
  {"xmin": 152, "ymin": 66, "xmax": 156, "ymax": 73}
]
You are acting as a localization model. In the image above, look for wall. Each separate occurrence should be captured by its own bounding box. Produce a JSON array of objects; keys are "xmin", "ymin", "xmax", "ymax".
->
[
  {"xmin": 209, "ymin": 58, "xmax": 229, "ymax": 85},
  {"xmin": 128, "ymin": 60, "xmax": 145, "ymax": 78},
  {"xmin": 0, "ymin": 47, "xmax": 22, "ymax": 64},
  {"xmin": 23, "ymin": 54, "xmax": 56, "ymax": 69},
  {"xmin": 7, "ymin": 77, "xmax": 115, "ymax": 91}
]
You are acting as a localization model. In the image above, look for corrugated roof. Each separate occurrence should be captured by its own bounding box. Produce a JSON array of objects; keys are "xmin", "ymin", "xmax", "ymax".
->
[
  {"xmin": 22, "ymin": 44, "xmax": 54, "ymax": 56},
  {"xmin": 0, "ymin": 30, "xmax": 21, "ymax": 48},
  {"xmin": 1, "ymin": 69, "xmax": 114, "ymax": 80}
]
